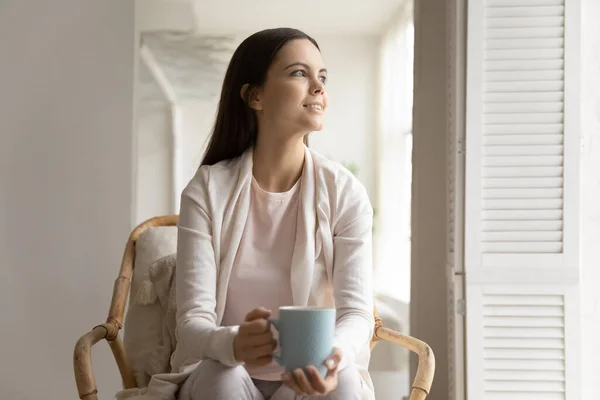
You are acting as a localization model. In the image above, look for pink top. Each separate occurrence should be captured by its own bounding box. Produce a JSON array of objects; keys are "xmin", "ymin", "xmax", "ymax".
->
[{"xmin": 221, "ymin": 176, "xmax": 300, "ymax": 380}]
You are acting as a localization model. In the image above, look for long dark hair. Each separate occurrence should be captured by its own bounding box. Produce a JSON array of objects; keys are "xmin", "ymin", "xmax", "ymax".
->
[{"xmin": 201, "ymin": 28, "xmax": 320, "ymax": 166}]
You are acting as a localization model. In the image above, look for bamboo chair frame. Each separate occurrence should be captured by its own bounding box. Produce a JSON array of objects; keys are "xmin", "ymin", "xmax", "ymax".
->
[{"xmin": 73, "ymin": 215, "xmax": 434, "ymax": 400}]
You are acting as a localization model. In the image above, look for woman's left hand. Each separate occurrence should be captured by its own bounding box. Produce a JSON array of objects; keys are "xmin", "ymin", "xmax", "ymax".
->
[{"xmin": 281, "ymin": 347, "xmax": 343, "ymax": 396}]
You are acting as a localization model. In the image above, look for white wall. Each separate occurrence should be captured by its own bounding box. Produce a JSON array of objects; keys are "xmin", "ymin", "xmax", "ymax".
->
[
  {"xmin": 136, "ymin": 62, "xmax": 172, "ymax": 223},
  {"xmin": 135, "ymin": 0, "xmax": 196, "ymax": 33},
  {"xmin": 0, "ymin": 1, "xmax": 134, "ymax": 399},
  {"xmin": 581, "ymin": 0, "xmax": 600, "ymax": 397},
  {"xmin": 179, "ymin": 99, "xmax": 219, "ymax": 188}
]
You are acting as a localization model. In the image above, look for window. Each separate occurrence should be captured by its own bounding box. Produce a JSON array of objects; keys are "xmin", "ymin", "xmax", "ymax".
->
[{"xmin": 374, "ymin": 16, "xmax": 414, "ymax": 304}]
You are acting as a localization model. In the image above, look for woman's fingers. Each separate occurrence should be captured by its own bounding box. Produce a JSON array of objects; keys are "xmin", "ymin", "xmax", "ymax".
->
[
  {"xmin": 324, "ymin": 348, "xmax": 343, "ymax": 371},
  {"xmin": 306, "ymin": 366, "xmax": 327, "ymax": 393},
  {"xmin": 293, "ymin": 368, "xmax": 316, "ymax": 395},
  {"xmin": 241, "ymin": 331, "xmax": 274, "ymax": 347},
  {"xmin": 279, "ymin": 351, "xmax": 342, "ymax": 396},
  {"xmin": 240, "ymin": 318, "xmax": 271, "ymax": 335},
  {"xmin": 244, "ymin": 307, "xmax": 272, "ymax": 322},
  {"xmin": 245, "ymin": 340, "xmax": 277, "ymax": 359},
  {"xmin": 234, "ymin": 307, "xmax": 276, "ymax": 364},
  {"xmin": 282, "ymin": 372, "xmax": 303, "ymax": 394},
  {"xmin": 245, "ymin": 354, "xmax": 273, "ymax": 368}
]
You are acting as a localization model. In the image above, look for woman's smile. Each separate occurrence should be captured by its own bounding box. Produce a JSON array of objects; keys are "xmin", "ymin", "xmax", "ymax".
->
[{"xmin": 303, "ymin": 103, "xmax": 324, "ymax": 112}]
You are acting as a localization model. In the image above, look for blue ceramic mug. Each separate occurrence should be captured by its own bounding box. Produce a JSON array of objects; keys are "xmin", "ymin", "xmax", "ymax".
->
[{"xmin": 269, "ymin": 306, "xmax": 336, "ymax": 378}]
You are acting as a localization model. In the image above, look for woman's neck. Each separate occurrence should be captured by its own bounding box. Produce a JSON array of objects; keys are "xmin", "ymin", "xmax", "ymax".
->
[{"xmin": 252, "ymin": 136, "xmax": 306, "ymax": 193}]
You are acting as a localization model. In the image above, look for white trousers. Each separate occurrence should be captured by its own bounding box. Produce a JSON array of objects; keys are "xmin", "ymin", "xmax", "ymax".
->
[{"xmin": 178, "ymin": 359, "xmax": 363, "ymax": 400}]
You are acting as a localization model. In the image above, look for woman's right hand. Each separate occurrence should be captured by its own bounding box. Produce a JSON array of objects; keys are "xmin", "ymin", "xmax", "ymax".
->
[{"xmin": 233, "ymin": 307, "xmax": 277, "ymax": 367}]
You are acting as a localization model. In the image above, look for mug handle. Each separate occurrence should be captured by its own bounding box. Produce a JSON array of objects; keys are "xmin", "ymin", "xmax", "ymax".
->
[{"xmin": 267, "ymin": 318, "xmax": 282, "ymax": 365}]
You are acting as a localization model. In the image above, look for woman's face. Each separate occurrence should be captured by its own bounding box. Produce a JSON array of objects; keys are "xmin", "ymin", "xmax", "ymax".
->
[{"xmin": 251, "ymin": 39, "xmax": 328, "ymax": 136}]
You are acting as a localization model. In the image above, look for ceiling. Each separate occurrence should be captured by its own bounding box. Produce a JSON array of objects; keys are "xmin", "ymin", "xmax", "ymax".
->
[
  {"xmin": 140, "ymin": 32, "xmax": 235, "ymax": 102},
  {"xmin": 191, "ymin": 0, "xmax": 402, "ymax": 35},
  {"xmin": 139, "ymin": 0, "xmax": 404, "ymax": 35}
]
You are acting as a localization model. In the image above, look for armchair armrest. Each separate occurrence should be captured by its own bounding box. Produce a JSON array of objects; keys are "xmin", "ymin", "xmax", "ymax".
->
[
  {"xmin": 373, "ymin": 325, "xmax": 435, "ymax": 400},
  {"xmin": 73, "ymin": 322, "xmax": 136, "ymax": 400}
]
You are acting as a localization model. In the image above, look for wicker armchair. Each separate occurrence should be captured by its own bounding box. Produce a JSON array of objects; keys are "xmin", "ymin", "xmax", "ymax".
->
[{"xmin": 73, "ymin": 215, "xmax": 434, "ymax": 400}]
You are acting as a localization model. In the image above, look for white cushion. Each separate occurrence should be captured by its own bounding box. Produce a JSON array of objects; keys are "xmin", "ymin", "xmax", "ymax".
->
[{"xmin": 122, "ymin": 226, "xmax": 177, "ymax": 388}]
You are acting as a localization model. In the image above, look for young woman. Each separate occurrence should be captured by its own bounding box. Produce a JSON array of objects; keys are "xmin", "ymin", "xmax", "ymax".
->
[{"xmin": 173, "ymin": 28, "xmax": 375, "ymax": 400}]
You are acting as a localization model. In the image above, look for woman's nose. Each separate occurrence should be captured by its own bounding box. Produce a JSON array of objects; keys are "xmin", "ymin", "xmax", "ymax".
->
[{"xmin": 311, "ymin": 81, "xmax": 325, "ymax": 95}]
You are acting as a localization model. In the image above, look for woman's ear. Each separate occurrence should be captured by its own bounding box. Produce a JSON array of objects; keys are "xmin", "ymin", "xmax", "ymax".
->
[{"xmin": 240, "ymin": 83, "xmax": 263, "ymax": 111}]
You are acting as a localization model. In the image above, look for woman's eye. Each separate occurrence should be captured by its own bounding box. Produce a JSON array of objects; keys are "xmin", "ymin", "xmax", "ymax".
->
[
  {"xmin": 292, "ymin": 70, "xmax": 306, "ymax": 77},
  {"xmin": 319, "ymin": 76, "xmax": 328, "ymax": 84}
]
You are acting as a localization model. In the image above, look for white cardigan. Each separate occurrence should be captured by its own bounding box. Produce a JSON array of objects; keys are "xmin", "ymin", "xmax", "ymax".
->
[{"xmin": 133, "ymin": 146, "xmax": 375, "ymax": 400}]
